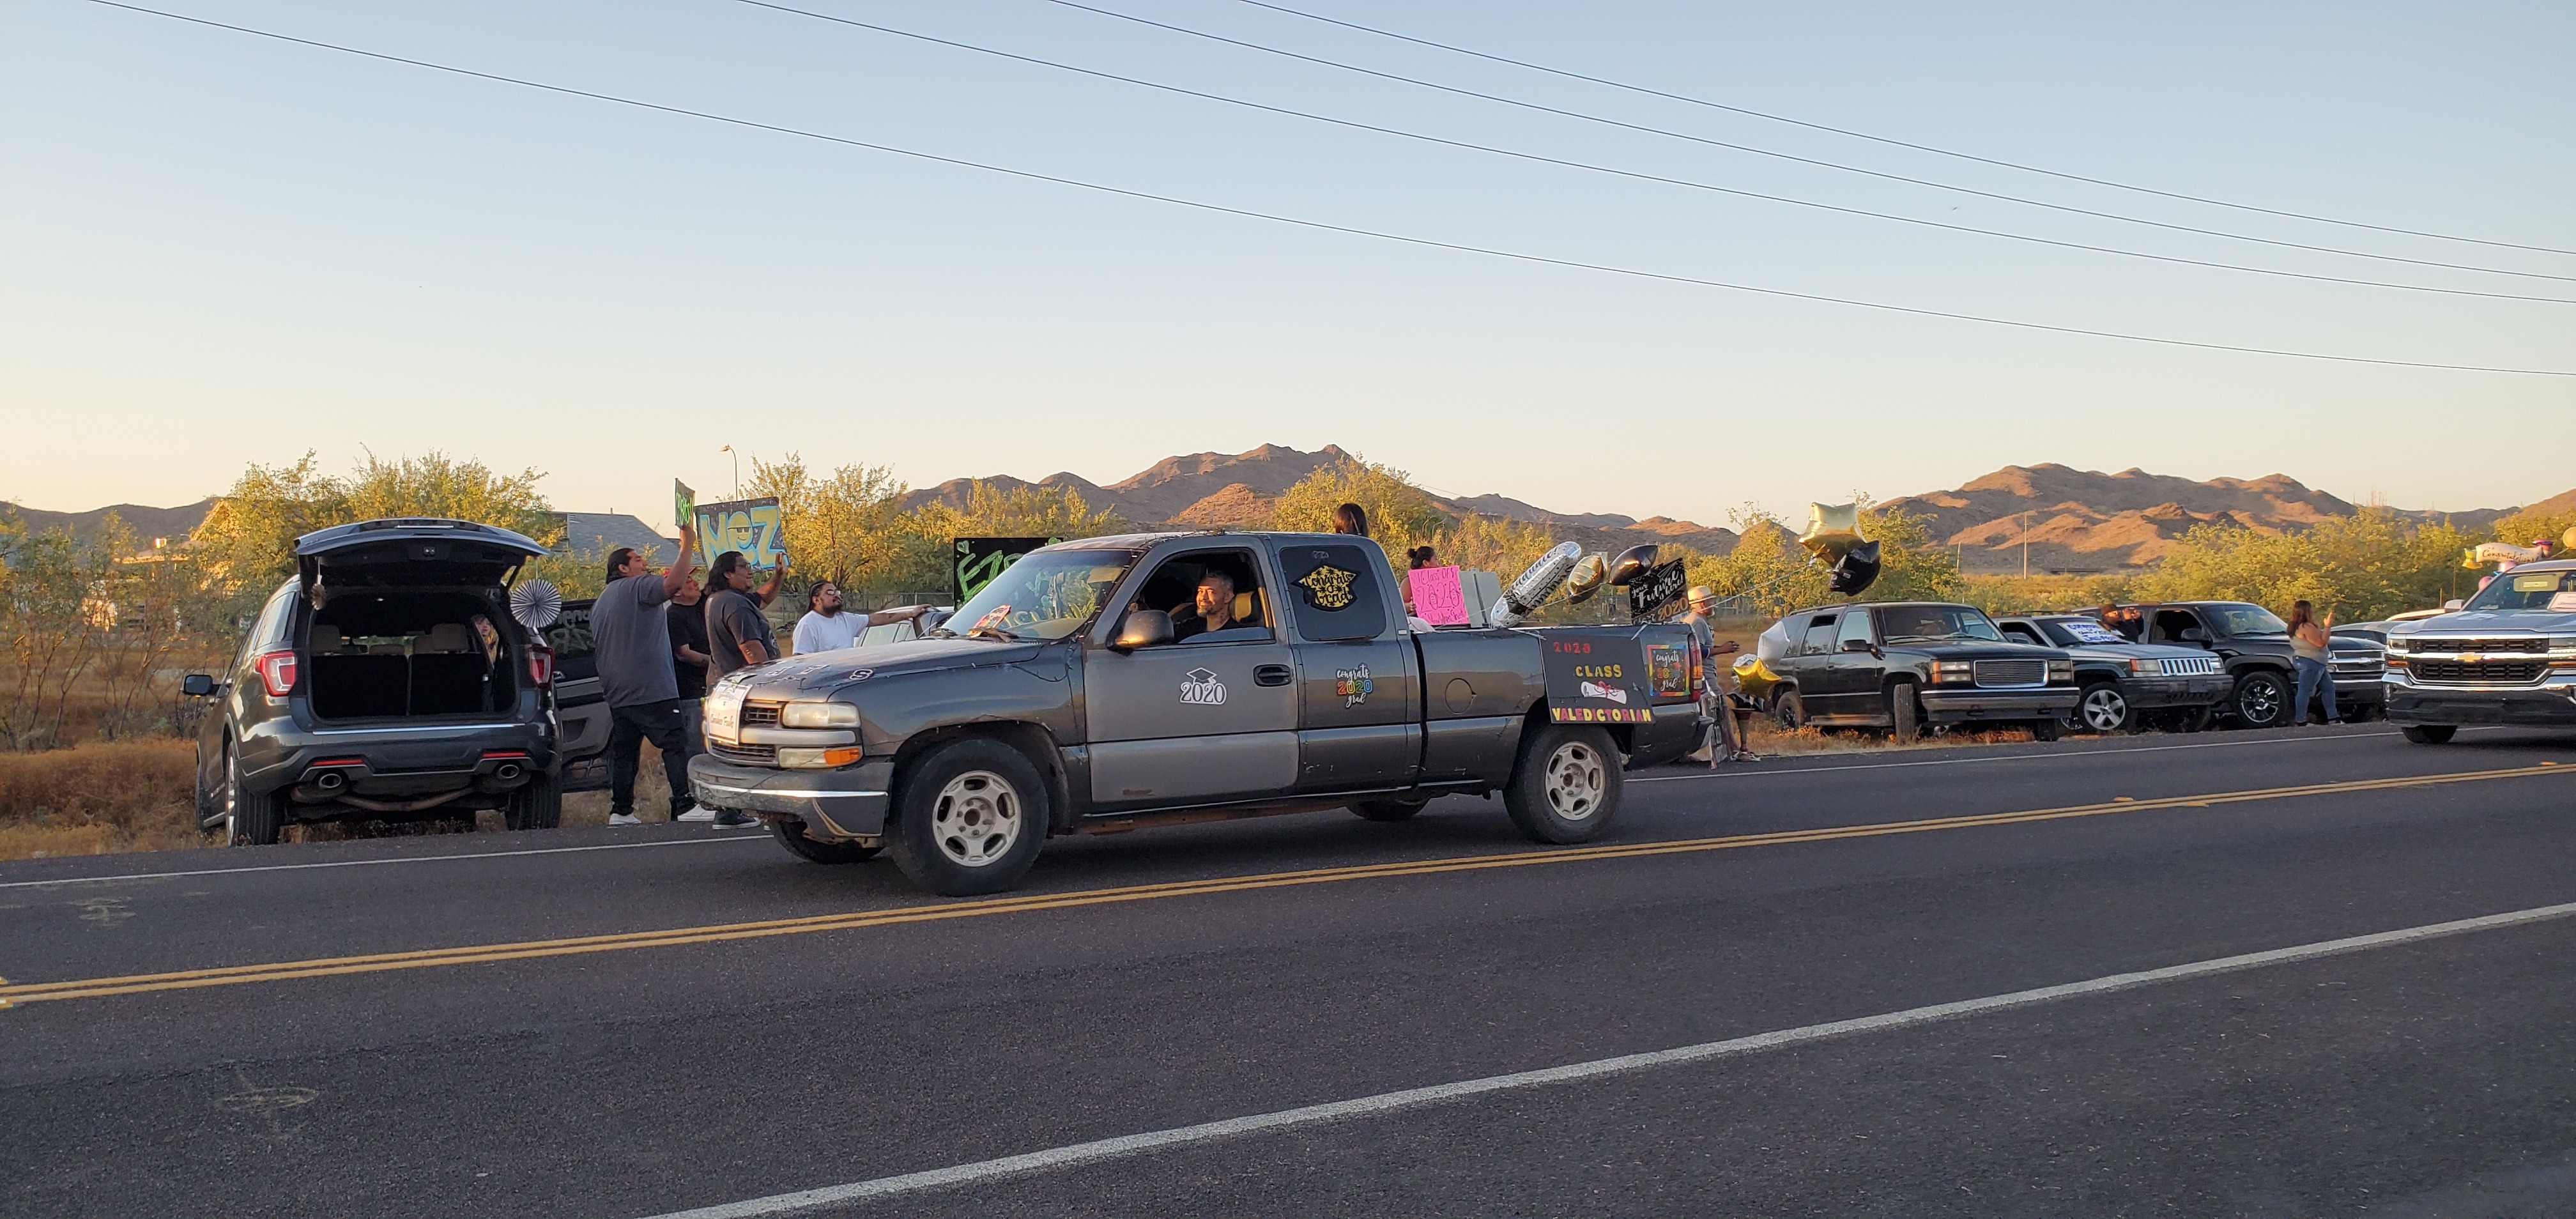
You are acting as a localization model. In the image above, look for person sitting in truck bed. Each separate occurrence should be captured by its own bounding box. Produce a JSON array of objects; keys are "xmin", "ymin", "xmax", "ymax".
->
[{"xmin": 1172, "ymin": 570, "xmax": 1255, "ymax": 641}]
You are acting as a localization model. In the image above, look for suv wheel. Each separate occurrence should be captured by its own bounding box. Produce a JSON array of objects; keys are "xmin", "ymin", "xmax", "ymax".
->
[
  {"xmin": 1774, "ymin": 687, "xmax": 1805, "ymax": 732},
  {"xmin": 2230, "ymin": 670, "xmax": 2288, "ymax": 729},
  {"xmin": 770, "ymin": 818, "xmax": 883, "ymax": 863},
  {"xmin": 889, "ymin": 739, "xmax": 1048, "ymax": 895},
  {"xmin": 2073, "ymin": 681, "xmax": 2134, "ymax": 733},
  {"xmin": 2401, "ymin": 724, "xmax": 2457, "ymax": 745},
  {"xmin": 222, "ymin": 746, "xmax": 284, "ymax": 847},
  {"xmin": 504, "ymin": 776, "xmax": 561, "ymax": 831},
  {"xmin": 1503, "ymin": 723, "xmax": 1622, "ymax": 845}
]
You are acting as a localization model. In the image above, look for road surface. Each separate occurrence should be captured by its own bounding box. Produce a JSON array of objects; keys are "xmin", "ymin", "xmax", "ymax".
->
[{"xmin": 6, "ymin": 724, "xmax": 2575, "ymax": 1217}]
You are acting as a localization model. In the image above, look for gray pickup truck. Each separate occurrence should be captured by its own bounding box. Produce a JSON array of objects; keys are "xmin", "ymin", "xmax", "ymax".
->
[{"xmin": 688, "ymin": 532, "xmax": 1708, "ymax": 894}]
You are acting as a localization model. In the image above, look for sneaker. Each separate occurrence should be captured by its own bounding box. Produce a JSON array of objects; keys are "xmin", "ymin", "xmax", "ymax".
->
[
  {"xmin": 607, "ymin": 813, "xmax": 644, "ymax": 827},
  {"xmin": 675, "ymin": 806, "xmax": 717, "ymax": 823},
  {"xmin": 710, "ymin": 811, "xmax": 760, "ymax": 829}
]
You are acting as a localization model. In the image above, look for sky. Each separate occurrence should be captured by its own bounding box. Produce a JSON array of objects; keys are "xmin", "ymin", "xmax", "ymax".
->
[{"xmin": 4, "ymin": 0, "xmax": 2571, "ymax": 528}]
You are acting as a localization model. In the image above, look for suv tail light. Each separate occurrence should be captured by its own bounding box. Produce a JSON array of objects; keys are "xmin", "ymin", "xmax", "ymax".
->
[
  {"xmin": 527, "ymin": 645, "xmax": 555, "ymax": 688},
  {"xmin": 254, "ymin": 649, "xmax": 298, "ymax": 697}
]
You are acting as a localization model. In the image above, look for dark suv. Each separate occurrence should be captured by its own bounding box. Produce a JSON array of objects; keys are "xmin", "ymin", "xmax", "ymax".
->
[
  {"xmin": 2103, "ymin": 602, "xmax": 2300, "ymax": 728},
  {"xmin": 185, "ymin": 519, "xmax": 569, "ymax": 844},
  {"xmin": 1766, "ymin": 602, "xmax": 2078, "ymax": 741}
]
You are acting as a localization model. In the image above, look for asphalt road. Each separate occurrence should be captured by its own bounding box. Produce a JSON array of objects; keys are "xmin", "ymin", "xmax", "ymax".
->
[{"xmin": 7, "ymin": 724, "xmax": 2576, "ymax": 1217}]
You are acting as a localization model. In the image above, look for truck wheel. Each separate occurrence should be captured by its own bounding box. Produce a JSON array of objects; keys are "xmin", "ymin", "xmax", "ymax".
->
[
  {"xmin": 889, "ymin": 739, "xmax": 1047, "ymax": 896},
  {"xmin": 2230, "ymin": 670, "xmax": 2287, "ymax": 729},
  {"xmin": 2401, "ymin": 724, "xmax": 2457, "ymax": 745},
  {"xmin": 2073, "ymin": 681, "xmax": 2133, "ymax": 733},
  {"xmin": 221, "ymin": 746, "xmax": 284, "ymax": 847},
  {"xmin": 1887, "ymin": 682, "xmax": 1919, "ymax": 744},
  {"xmin": 1350, "ymin": 797, "xmax": 1430, "ymax": 822},
  {"xmin": 2028, "ymin": 718, "xmax": 2061, "ymax": 742},
  {"xmin": 771, "ymin": 818, "xmax": 882, "ymax": 863},
  {"xmin": 504, "ymin": 776, "xmax": 561, "ymax": 831},
  {"xmin": 1503, "ymin": 724, "xmax": 1621, "ymax": 845},
  {"xmin": 1774, "ymin": 687, "xmax": 1805, "ymax": 732}
]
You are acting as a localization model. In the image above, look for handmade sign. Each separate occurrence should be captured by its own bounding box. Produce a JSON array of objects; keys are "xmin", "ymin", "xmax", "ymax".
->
[
  {"xmin": 1541, "ymin": 634, "xmax": 1650, "ymax": 723},
  {"xmin": 1409, "ymin": 565, "xmax": 1470, "ymax": 626},
  {"xmin": 693, "ymin": 496, "xmax": 786, "ymax": 571},
  {"xmin": 953, "ymin": 537, "xmax": 1061, "ymax": 604},
  {"xmin": 1626, "ymin": 558, "xmax": 1689, "ymax": 620},
  {"xmin": 673, "ymin": 479, "xmax": 696, "ymax": 531}
]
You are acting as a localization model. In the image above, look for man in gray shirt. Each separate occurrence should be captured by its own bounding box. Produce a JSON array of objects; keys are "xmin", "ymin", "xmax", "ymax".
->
[
  {"xmin": 704, "ymin": 549, "xmax": 788, "ymax": 687},
  {"xmin": 592, "ymin": 526, "xmax": 735, "ymax": 826}
]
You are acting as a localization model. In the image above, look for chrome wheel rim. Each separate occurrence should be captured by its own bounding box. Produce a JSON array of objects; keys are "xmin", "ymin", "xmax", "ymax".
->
[
  {"xmin": 2240, "ymin": 678, "xmax": 2281, "ymax": 724},
  {"xmin": 222, "ymin": 749, "xmax": 241, "ymax": 845},
  {"xmin": 2080, "ymin": 687, "xmax": 2128, "ymax": 732},
  {"xmin": 1542, "ymin": 740, "xmax": 1607, "ymax": 822},
  {"xmin": 931, "ymin": 770, "xmax": 1022, "ymax": 868}
]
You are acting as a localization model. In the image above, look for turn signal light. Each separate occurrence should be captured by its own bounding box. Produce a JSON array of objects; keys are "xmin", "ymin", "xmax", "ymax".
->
[
  {"xmin": 254, "ymin": 649, "xmax": 298, "ymax": 697},
  {"xmin": 526, "ymin": 646, "xmax": 555, "ymax": 687},
  {"xmin": 776, "ymin": 746, "xmax": 864, "ymax": 769}
]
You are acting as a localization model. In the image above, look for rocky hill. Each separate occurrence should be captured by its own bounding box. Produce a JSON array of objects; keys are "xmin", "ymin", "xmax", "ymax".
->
[{"xmin": 0, "ymin": 498, "xmax": 217, "ymax": 548}]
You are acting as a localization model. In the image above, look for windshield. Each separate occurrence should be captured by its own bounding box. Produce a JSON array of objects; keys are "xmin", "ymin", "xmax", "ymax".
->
[
  {"xmin": 2463, "ymin": 568, "xmax": 2576, "ymax": 613},
  {"xmin": 938, "ymin": 549, "xmax": 1135, "ymax": 641},
  {"xmin": 1873, "ymin": 604, "xmax": 2005, "ymax": 643},
  {"xmin": 2206, "ymin": 603, "xmax": 2288, "ymax": 636}
]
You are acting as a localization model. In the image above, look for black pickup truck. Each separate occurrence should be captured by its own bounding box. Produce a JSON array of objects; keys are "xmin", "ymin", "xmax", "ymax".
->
[
  {"xmin": 1761, "ymin": 601, "xmax": 2078, "ymax": 740},
  {"xmin": 688, "ymin": 532, "xmax": 1708, "ymax": 894}
]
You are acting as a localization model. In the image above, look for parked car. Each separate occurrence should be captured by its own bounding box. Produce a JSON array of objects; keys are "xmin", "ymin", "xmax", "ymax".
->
[
  {"xmin": 1993, "ymin": 614, "xmax": 2230, "ymax": 732},
  {"xmin": 2101, "ymin": 602, "xmax": 2302, "ymax": 729},
  {"xmin": 2383, "ymin": 560, "xmax": 2576, "ymax": 743},
  {"xmin": 690, "ymin": 532, "xmax": 1708, "ymax": 894},
  {"xmin": 185, "ymin": 519, "xmax": 570, "ymax": 844},
  {"xmin": 1763, "ymin": 602, "xmax": 2078, "ymax": 740},
  {"xmin": 540, "ymin": 598, "xmax": 613, "ymax": 792},
  {"xmin": 2323, "ymin": 633, "xmax": 2387, "ymax": 722}
]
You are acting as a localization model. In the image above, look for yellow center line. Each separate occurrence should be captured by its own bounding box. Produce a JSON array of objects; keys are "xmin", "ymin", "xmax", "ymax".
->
[{"xmin": 6, "ymin": 763, "xmax": 2564, "ymax": 1005}]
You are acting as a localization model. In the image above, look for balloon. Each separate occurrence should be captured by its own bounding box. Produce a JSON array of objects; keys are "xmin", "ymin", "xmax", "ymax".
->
[
  {"xmin": 1607, "ymin": 544, "xmax": 1659, "ymax": 587},
  {"xmin": 1828, "ymin": 540, "xmax": 1882, "ymax": 596},
  {"xmin": 1491, "ymin": 542, "xmax": 1582, "ymax": 629},
  {"xmin": 1798, "ymin": 502, "xmax": 1866, "ymax": 562}
]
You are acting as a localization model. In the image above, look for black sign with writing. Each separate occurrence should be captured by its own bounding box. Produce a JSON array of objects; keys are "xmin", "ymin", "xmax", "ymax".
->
[
  {"xmin": 1627, "ymin": 558, "xmax": 1689, "ymax": 620},
  {"xmin": 1539, "ymin": 632, "xmax": 1652, "ymax": 723},
  {"xmin": 952, "ymin": 537, "xmax": 1060, "ymax": 604}
]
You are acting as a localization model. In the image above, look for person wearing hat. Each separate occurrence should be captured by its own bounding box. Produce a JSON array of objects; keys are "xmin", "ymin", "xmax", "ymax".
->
[
  {"xmin": 790, "ymin": 578, "xmax": 931, "ymax": 656},
  {"xmin": 1679, "ymin": 586, "xmax": 1747, "ymax": 762}
]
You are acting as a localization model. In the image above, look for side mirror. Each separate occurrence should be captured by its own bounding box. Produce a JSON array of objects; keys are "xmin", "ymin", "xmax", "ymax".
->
[
  {"xmin": 181, "ymin": 673, "xmax": 217, "ymax": 698},
  {"xmin": 1839, "ymin": 638, "xmax": 1875, "ymax": 653},
  {"xmin": 1111, "ymin": 610, "xmax": 1174, "ymax": 652}
]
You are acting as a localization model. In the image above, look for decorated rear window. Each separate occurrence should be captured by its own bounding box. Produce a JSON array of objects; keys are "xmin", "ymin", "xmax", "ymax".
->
[
  {"xmin": 2046, "ymin": 618, "xmax": 2125, "ymax": 645},
  {"xmin": 1276, "ymin": 544, "xmax": 1390, "ymax": 642}
]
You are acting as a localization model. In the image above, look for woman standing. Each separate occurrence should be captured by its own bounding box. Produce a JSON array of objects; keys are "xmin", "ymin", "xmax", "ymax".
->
[{"xmin": 2287, "ymin": 599, "xmax": 2339, "ymax": 726}]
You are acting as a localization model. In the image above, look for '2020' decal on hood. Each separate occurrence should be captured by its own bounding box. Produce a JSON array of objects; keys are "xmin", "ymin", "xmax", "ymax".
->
[{"xmin": 1180, "ymin": 668, "xmax": 1228, "ymax": 705}]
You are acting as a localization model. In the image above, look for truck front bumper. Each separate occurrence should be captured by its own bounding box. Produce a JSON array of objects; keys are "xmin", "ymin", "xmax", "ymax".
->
[
  {"xmin": 2119, "ymin": 675, "xmax": 2232, "ymax": 709},
  {"xmin": 1918, "ymin": 686, "xmax": 2080, "ymax": 724},
  {"xmin": 2384, "ymin": 672, "xmax": 2576, "ymax": 727},
  {"xmin": 688, "ymin": 755, "xmax": 896, "ymax": 841}
]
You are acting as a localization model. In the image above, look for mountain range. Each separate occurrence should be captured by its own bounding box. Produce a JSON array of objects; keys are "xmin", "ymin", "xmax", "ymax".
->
[{"xmin": 10, "ymin": 448, "xmax": 2566, "ymax": 573}]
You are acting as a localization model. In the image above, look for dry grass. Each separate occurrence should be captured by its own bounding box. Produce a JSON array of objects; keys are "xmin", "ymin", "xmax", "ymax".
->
[{"xmin": 0, "ymin": 739, "xmax": 211, "ymax": 859}]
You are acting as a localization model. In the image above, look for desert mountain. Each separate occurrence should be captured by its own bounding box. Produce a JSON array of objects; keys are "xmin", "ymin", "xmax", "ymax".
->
[
  {"xmin": 0, "ymin": 498, "xmax": 217, "ymax": 548},
  {"xmin": 1882, "ymin": 464, "xmax": 2525, "ymax": 572}
]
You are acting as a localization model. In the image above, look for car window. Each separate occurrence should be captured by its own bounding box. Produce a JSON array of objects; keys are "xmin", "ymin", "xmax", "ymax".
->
[
  {"xmin": 1834, "ymin": 613, "xmax": 1874, "ymax": 650},
  {"xmin": 948, "ymin": 548, "xmax": 1136, "ymax": 641},
  {"xmin": 240, "ymin": 584, "xmax": 296, "ymax": 670},
  {"xmin": 2001, "ymin": 622, "xmax": 2046, "ymax": 646},
  {"xmin": 2150, "ymin": 608, "xmax": 2204, "ymax": 642},
  {"xmin": 1798, "ymin": 615, "xmax": 1838, "ymax": 656},
  {"xmin": 1275, "ymin": 543, "xmax": 1390, "ymax": 643},
  {"xmin": 1124, "ymin": 548, "xmax": 1273, "ymax": 645},
  {"xmin": 2206, "ymin": 602, "xmax": 2288, "ymax": 636},
  {"xmin": 2043, "ymin": 618, "xmax": 2125, "ymax": 646},
  {"xmin": 1873, "ymin": 604, "xmax": 2006, "ymax": 643},
  {"xmin": 2462, "ymin": 569, "xmax": 2576, "ymax": 612}
]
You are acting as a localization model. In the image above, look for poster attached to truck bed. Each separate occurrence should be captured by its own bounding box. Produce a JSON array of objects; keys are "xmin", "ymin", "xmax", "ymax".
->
[
  {"xmin": 1627, "ymin": 558, "xmax": 1688, "ymax": 620},
  {"xmin": 1541, "ymin": 634, "xmax": 1652, "ymax": 723},
  {"xmin": 953, "ymin": 537, "xmax": 1063, "ymax": 604},
  {"xmin": 693, "ymin": 497, "xmax": 786, "ymax": 571}
]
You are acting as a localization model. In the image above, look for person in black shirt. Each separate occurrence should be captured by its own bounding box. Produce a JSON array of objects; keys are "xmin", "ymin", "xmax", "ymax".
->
[{"xmin": 667, "ymin": 574, "xmax": 712, "ymax": 740}]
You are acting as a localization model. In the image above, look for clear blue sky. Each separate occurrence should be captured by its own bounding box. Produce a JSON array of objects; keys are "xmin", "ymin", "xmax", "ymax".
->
[{"xmin": 4, "ymin": 0, "xmax": 2570, "ymax": 525}]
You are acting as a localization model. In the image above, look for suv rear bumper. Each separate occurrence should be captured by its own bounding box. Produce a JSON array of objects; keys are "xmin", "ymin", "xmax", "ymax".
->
[
  {"xmin": 1918, "ymin": 687, "xmax": 2080, "ymax": 723},
  {"xmin": 238, "ymin": 719, "xmax": 555, "ymax": 806},
  {"xmin": 689, "ymin": 755, "xmax": 895, "ymax": 841},
  {"xmin": 2385, "ymin": 672, "xmax": 2576, "ymax": 727}
]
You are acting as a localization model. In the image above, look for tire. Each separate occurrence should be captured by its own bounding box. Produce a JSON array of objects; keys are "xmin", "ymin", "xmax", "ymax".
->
[
  {"xmin": 2028, "ymin": 718, "xmax": 2061, "ymax": 742},
  {"xmin": 2177, "ymin": 704, "xmax": 2216, "ymax": 733},
  {"xmin": 2071, "ymin": 680, "xmax": 2134, "ymax": 733},
  {"xmin": 2229, "ymin": 670, "xmax": 2288, "ymax": 730},
  {"xmin": 1774, "ymin": 687, "xmax": 1805, "ymax": 732},
  {"xmin": 504, "ymin": 776, "xmax": 562, "ymax": 831},
  {"xmin": 2401, "ymin": 724, "xmax": 2457, "ymax": 745},
  {"xmin": 770, "ymin": 818, "xmax": 883, "ymax": 863},
  {"xmin": 1887, "ymin": 682, "xmax": 1920, "ymax": 744},
  {"xmin": 1350, "ymin": 797, "xmax": 1430, "ymax": 822},
  {"xmin": 889, "ymin": 738, "xmax": 1048, "ymax": 896},
  {"xmin": 221, "ymin": 746, "xmax": 284, "ymax": 847},
  {"xmin": 1503, "ymin": 723, "xmax": 1622, "ymax": 845}
]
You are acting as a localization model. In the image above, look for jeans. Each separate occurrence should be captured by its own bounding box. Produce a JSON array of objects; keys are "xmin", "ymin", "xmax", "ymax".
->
[
  {"xmin": 608, "ymin": 698, "xmax": 697, "ymax": 817},
  {"xmin": 2292, "ymin": 656, "xmax": 2339, "ymax": 724}
]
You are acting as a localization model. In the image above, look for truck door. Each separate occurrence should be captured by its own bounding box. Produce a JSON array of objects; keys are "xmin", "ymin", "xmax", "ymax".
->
[
  {"xmin": 1272, "ymin": 540, "xmax": 1420, "ymax": 792},
  {"xmin": 1084, "ymin": 545, "xmax": 1300, "ymax": 806},
  {"xmin": 1822, "ymin": 609, "xmax": 1880, "ymax": 715}
]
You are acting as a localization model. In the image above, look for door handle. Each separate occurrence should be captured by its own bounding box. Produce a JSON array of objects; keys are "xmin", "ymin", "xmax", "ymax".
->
[{"xmin": 1255, "ymin": 664, "xmax": 1294, "ymax": 687}]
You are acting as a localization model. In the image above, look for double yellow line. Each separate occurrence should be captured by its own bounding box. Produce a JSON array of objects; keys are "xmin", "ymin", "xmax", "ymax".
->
[{"xmin": 4, "ymin": 762, "xmax": 2564, "ymax": 1007}]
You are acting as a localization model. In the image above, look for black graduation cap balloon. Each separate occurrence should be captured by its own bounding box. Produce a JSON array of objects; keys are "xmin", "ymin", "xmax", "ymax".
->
[{"xmin": 1828, "ymin": 540, "xmax": 1882, "ymax": 596}]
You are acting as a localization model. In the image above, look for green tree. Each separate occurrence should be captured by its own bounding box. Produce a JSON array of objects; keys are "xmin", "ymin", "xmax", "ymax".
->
[
  {"xmin": 749, "ymin": 454, "xmax": 919, "ymax": 595},
  {"xmin": 1687, "ymin": 503, "xmax": 1958, "ymax": 618},
  {"xmin": 190, "ymin": 451, "xmax": 561, "ymax": 606},
  {"xmin": 2132, "ymin": 507, "xmax": 2473, "ymax": 621},
  {"xmin": 1267, "ymin": 457, "xmax": 1451, "ymax": 555},
  {"xmin": 0, "ymin": 512, "xmax": 118, "ymax": 749}
]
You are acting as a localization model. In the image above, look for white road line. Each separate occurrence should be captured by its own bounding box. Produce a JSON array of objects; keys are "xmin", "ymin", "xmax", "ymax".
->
[
  {"xmin": 0, "ymin": 835, "xmax": 767, "ymax": 889},
  {"xmin": 638, "ymin": 896, "xmax": 2576, "ymax": 1219},
  {"xmin": 1634, "ymin": 728, "xmax": 2410, "ymax": 782}
]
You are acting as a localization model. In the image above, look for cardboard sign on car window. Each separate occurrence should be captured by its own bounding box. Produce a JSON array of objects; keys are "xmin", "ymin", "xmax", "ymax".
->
[{"xmin": 2058, "ymin": 619, "xmax": 2124, "ymax": 644}]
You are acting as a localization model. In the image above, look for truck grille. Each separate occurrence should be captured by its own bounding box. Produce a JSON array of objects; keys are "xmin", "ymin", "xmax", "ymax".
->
[
  {"xmin": 2410, "ymin": 659, "xmax": 2547, "ymax": 686},
  {"xmin": 2409, "ymin": 638, "xmax": 2547, "ymax": 655},
  {"xmin": 710, "ymin": 740, "xmax": 777, "ymax": 765},
  {"xmin": 1974, "ymin": 659, "xmax": 2046, "ymax": 687},
  {"xmin": 2157, "ymin": 656, "xmax": 2223, "ymax": 677},
  {"xmin": 740, "ymin": 702, "xmax": 783, "ymax": 728}
]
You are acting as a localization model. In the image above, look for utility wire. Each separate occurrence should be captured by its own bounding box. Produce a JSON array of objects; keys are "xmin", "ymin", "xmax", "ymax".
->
[
  {"xmin": 1049, "ymin": 0, "xmax": 2576, "ymax": 280},
  {"xmin": 83, "ymin": 1, "xmax": 2576, "ymax": 378},
  {"xmin": 1230, "ymin": 0, "xmax": 2576, "ymax": 260},
  {"xmin": 741, "ymin": 0, "xmax": 2570, "ymax": 304}
]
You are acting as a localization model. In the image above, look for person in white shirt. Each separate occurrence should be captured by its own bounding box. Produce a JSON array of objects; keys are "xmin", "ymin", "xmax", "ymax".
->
[{"xmin": 791, "ymin": 580, "xmax": 930, "ymax": 655}]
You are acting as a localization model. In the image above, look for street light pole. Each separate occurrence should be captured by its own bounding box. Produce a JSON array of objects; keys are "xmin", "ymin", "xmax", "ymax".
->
[{"xmin": 720, "ymin": 445, "xmax": 740, "ymax": 500}]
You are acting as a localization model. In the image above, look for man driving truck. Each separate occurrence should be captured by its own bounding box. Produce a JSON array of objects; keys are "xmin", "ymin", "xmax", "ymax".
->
[{"xmin": 1171, "ymin": 571, "xmax": 1245, "ymax": 642}]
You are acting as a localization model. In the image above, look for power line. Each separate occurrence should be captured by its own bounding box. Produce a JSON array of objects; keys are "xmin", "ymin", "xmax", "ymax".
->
[
  {"xmin": 1229, "ymin": 0, "xmax": 2576, "ymax": 260},
  {"xmin": 82, "ymin": 1, "xmax": 2576, "ymax": 378},
  {"xmin": 1047, "ymin": 0, "xmax": 2576, "ymax": 281},
  {"xmin": 740, "ymin": 0, "xmax": 2571, "ymax": 304}
]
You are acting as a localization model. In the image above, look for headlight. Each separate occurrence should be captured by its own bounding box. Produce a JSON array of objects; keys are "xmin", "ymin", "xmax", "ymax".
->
[
  {"xmin": 1930, "ymin": 660, "xmax": 1974, "ymax": 683},
  {"xmin": 780, "ymin": 701, "xmax": 861, "ymax": 729},
  {"xmin": 776, "ymin": 746, "xmax": 864, "ymax": 769},
  {"xmin": 2046, "ymin": 659, "xmax": 2074, "ymax": 681},
  {"xmin": 2128, "ymin": 657, "xmax": 2156, "ymax": 673}
]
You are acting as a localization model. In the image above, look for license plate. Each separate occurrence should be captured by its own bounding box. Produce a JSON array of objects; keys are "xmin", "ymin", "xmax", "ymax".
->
[{"xmin": 705, "ymin": 687, "xmax": 744, "ymax": 742}]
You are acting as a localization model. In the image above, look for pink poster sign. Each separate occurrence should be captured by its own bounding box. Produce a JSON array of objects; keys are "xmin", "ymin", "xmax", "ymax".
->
[{"xmin": 1410, "ymin": 565, "xmax": 1470, "ymax": 626}]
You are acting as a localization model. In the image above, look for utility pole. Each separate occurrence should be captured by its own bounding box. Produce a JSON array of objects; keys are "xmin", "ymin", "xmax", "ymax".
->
[{"xmin": 721, "ymin": 445, "xmax": 740, "ymax": 500}]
